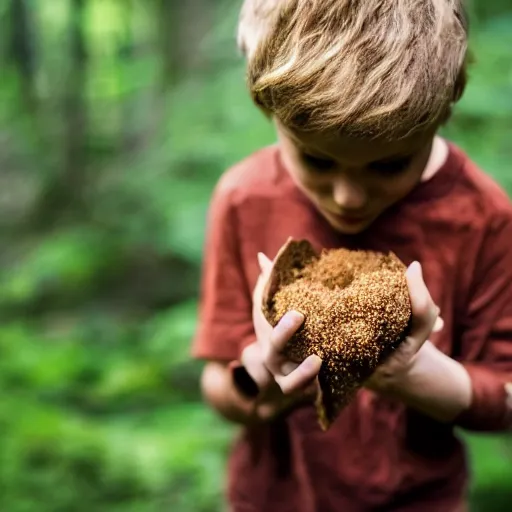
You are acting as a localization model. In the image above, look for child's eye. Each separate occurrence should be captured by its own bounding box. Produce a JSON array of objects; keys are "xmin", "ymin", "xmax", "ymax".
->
[
  {"xmin": 302, "ymin": 153, "xmax": 336, "ymax": 172},
  {"xmin": 368, "ymin": 157, "xmax": 412, "ymax": 176}
]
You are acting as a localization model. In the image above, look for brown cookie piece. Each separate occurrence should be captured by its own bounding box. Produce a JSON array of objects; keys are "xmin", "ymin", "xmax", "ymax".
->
[{"xmin": 261, "ymin": 239, "xmax": 412, "ymax": 431}]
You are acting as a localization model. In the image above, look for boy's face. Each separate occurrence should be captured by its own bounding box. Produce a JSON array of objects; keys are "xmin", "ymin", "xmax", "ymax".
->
[{"xmin": 276, "ymin": 122, "xmax": 435, "ymax": 234}]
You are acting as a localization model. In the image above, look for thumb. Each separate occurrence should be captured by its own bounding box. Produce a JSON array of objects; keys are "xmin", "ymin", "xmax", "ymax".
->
[
  {"xmin": 433, "ymin": 315, "xmax": 444, "ymax": 333},
  {"xmin": 257, "ymin": 252, "xmax": 273, "ymax": 275},
  {"xmin": 406, "ymin": 261, "xmax": 439, "ymax": 345}
]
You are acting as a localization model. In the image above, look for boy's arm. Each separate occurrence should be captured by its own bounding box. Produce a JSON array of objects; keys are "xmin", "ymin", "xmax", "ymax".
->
[
  {"xmin": 191, "ymin": 173, "xmax": 258, "ymax": 423},
  {"xmin": 192, "ymin": 174, "xmax": 316, "ymax": 425},
  {"xmin": 385, "ymin": 215, "xmax": 512, "ymax": 431},
  {"xmin": 378, "ymin": 342, "xmax": 473, "ymax": 424},
  {"xmin": 192, "ymin": 175, "xmax": 255, "ymax": 364},
  {"xmin": 365, "ymin": 263, "xmax": 473, "ymax": 424},
  {"xmin": 201, "ymin": 360, "xmax": 265, "ymax": 425},
  {"xmin": 387, "ymin": 320, "xmax": 512, "ymax": 432},
  {"xmin": 191, "ymin": 177, "xmax": 257, "ymax": 423},
  {"xmin": 451, "ymin": 213, "xmax": 512, "ymax": 432},
  {"xmin": 201, "ymin": 358, "xmax": 317, "ymax": 426}
]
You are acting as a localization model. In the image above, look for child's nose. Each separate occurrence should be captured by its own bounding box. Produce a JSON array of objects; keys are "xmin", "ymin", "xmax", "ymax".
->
[{"xmin": 332, "ymin": 176, "xmax": 367, "ymax": 210}]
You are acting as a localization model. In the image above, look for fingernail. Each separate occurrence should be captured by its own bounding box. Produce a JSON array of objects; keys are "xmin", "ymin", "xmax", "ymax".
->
[
  {"xmin": 284, "ymin": 310, "xmax": 304, "ymax": 326},
  {"xmin": 407, "ymin": 261, "xmax": 422, "ymax": 278},
  {"xmin": 304, "ymin": 354, "xmax": 322, "ymax": 371}
]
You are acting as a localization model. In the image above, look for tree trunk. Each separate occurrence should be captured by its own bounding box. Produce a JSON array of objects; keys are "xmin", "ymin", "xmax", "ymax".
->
[
  {"xmin": 32, "ymin": 0, "xmax": 89, "ymax": 227},
  {"xmin": 8, "ymin": 0, "xmax": 37, "ymax": 111},
  {"xmin": 157, "ymin": 0, "xmax": 213, "ymax": 88}
]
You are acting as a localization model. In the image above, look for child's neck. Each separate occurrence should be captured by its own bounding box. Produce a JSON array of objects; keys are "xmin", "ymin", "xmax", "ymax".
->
[{"xmin": 421, "ymin": 135, "xmax": 449, "ymax": 183}]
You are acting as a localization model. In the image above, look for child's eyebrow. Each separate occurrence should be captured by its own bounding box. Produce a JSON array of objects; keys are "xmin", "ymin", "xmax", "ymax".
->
[
  {"xmin": 293, "ymin": 141, "xmax": 335, "ymax": 160},
  {"xmin": 297, "ymin": 146, "xmax": 417, "ymax": 165},
  {"xmin": 371, "ymin": 153, "xmax": 415, "ymax": 163},
  {"xmin": 301, "ymin": 149, "xmax": 334, "ymax": 159}
]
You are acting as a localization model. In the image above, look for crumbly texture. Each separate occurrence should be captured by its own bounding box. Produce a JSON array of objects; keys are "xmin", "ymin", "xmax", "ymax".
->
[{"xmin": 262, "ymin": 239, "xmax": 412, "ymax": 430}]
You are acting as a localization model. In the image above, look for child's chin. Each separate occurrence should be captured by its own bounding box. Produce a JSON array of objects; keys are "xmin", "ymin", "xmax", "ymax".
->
[{"xmin": 321, "ymin": 211, "xmax": 374, "ymax": 234}]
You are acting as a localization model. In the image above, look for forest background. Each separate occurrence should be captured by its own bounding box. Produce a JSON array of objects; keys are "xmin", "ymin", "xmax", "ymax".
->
[{"xmin": 0, "ymin": 1, "xmax": 511, "ymax": 510}]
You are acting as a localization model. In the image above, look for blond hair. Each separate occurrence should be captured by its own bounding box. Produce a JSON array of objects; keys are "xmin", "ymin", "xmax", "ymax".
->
[
  {"xmin": 238, "ymin": 0, "xmax": 469, "ymax": 140},
  {"xmin": 237, "ymin": 0, "xmax": 282, "ymax": 59}
]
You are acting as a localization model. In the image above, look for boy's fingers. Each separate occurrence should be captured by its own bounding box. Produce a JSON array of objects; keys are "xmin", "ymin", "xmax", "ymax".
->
[
  {"xmin": 280, "ymin": 361, "xmax": 299, "ymax": 375},
  {"xmin": 406, "ymin": 261, "xmax": 439, "ymax": 349},
  {"xmin": 257, "ymin": 252, "xmax": 273, "ymax": 277},
  {"xmin": 252, "ymin": 272, "xmax": 265, "ymax": 303},
  {"xmin": 265, "ymin": 311, "xmax": 304, "ymax": 374},
  {"xmin": 252, "ymin": 253, "xmax": 273, "ymax": 305},
  {"xmin": 433, "ymin": 315, "xmax": 444, "ymax": 333},
  {"xmin": 276, "ymin": 355, "xmax": 322, "ymax": 395},
  {"xmin": 241, "ymin": 343, "xmax": 272, "ymax": 391}
]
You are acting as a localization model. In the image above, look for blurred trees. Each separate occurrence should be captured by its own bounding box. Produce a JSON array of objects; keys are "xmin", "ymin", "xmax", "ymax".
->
[{"xmin": 0, "ymin": 0, "xmax": 510, "ymax": 510}]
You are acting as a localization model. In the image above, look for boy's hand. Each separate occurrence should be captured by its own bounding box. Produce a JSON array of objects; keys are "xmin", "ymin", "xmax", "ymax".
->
[
  {"xmin": 239, "ymin": 339, "xmax": 319, "ymax": 421},
  {"xmin": 364, "ymin": 261, "xmax": 443, "ymax": 394},
  {"xmin": 248, "ymin": 251, "xmax": 322, "ymax": 395}
]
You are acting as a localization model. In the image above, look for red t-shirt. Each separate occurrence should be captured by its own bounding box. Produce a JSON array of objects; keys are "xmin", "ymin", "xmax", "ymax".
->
[{"xmin": 192, "ymin": 142, "xmax": 512, "ymax": 512}]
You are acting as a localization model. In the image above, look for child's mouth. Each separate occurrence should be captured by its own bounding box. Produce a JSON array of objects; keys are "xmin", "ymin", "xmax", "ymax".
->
[{"xmin": 326, "ymin": 210, "xmax": 369, "ymax": 226}]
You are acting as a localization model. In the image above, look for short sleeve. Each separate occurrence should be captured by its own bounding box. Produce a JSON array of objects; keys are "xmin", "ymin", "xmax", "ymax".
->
[
  {"xmin": 454, "ymin": 213, "xmax": 512, "ymax": 431},
  {"xmin": 191, "ymin": 177, "xmax": 255, "ymax": 362}
]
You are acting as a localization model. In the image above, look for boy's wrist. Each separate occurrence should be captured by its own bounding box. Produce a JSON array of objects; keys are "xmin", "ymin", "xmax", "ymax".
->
[
  {"xmin": 381, "ymin": 342, "xmax": 437, "ymax": 397},
  {"xmin": 374, "ymin": 342, "xmax": 473, "ymax": 422},
  {"xmin": 363, "ymin": 345, "xmax": 428, "ymax": 398}
]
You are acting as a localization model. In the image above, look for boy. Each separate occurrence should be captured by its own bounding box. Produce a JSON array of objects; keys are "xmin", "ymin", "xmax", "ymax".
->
[{"xmin": 192, "ymin": 1, "xmax": 512, "ymax": 511}]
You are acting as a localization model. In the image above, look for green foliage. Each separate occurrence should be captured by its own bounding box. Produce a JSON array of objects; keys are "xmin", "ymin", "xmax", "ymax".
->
[
  {"xmin": 0, "ymin": 0, "xmax": 510, "ymax": 511},
  {"xmin": 443, "ymin": 14, "xmax": 512, "ymax": 192},
  {"xmin": 0, "ymin": 307, "xmax": 232, "ymax": 511}
]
